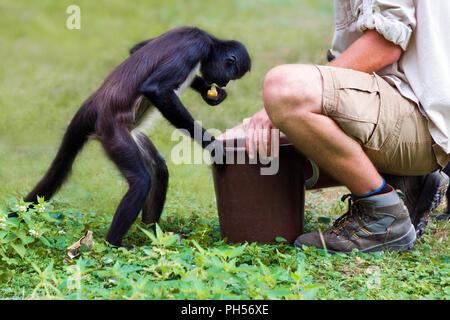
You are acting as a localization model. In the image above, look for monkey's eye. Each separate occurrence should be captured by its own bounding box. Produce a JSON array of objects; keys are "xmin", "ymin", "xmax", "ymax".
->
[{"xmin": 226, "ymin": 55, "xmax": 237, "ymax": 65}]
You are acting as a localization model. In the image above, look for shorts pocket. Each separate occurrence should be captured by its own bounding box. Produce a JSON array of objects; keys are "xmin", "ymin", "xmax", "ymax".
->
[
  {"xmin": 332, "ymin": 116, "xmax": 377, "ymax": 145},
  {"xmin": 364, "ymin": 74, "xmax": 401, "ymax": 151},
  {"xmin": 332, "ymin": 71, "xmax": 381, "ymax": 146},
  {"xmin": 323, "ymin": 68, "xmax": 405, "ymax": 152},
  {"xmin": 336, "ymin": 88, "xmax": 380, "ymax": 123}
]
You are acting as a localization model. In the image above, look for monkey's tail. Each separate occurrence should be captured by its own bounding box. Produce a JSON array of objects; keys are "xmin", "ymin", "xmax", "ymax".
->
[{"xmin": 23, "ymin": 105, "xmax": 96, "ymax": 204}]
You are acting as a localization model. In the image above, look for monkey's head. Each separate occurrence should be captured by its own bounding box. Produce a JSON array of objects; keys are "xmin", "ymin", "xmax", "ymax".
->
[{"xmin": 201, "ymin": 39, "xmax": 251, "ymax": 89}]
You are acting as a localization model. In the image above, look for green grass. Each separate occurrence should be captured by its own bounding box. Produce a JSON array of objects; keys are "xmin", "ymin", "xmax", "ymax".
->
[{"xmin": 0, "ymin": 0, "xmax": 448, "ymax": 300}]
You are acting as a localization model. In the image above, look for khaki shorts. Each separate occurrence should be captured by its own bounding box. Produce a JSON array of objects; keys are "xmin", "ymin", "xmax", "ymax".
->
[{"xmin": 316, "ymin": 65, "xmax": 448, "ymax": 175}]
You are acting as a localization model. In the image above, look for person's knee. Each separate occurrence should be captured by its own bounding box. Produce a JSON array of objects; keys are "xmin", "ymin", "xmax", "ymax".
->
[
  {"xmin": 263, "ymin": 64, "xmax": 322, "ymax": 127},
  {"xmin": 263, "ymin": 65, "xmax": 296, "ymax": 125}
]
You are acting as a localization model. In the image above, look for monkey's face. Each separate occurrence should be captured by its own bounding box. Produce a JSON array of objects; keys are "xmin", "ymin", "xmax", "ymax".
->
[{"xmin": 201, "ymin": 40, "xmax": 251, "ymax": 89}]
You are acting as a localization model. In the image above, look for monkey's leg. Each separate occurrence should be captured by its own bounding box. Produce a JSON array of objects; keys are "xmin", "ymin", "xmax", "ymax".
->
[
  {"xmin": 133, "ymin": 132, "xmax": 169, "ymax": 226},
  {"xmin": 101, "ymin": 127, "xmax": 152, "ymax": 247},
  {"xmin": 140, "ymin": 71, "xmax": 225, "ymax": 163}
]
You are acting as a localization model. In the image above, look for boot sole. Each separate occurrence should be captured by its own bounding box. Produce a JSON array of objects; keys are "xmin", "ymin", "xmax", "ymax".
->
[{"xmin": 296, "ymin": 225, "xmax": 417, "ymax": 254}]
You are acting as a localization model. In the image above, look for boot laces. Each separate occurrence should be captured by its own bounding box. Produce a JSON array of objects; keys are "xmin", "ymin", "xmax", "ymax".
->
[{"xmin": 330, "ymin": 194, "xmax": 363, "ymax": 235}]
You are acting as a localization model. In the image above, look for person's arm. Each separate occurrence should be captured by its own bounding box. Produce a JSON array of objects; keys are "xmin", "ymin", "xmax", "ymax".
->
[{"xmin": 328, "ymin": 29, "xmax": 402, "ymax": 72}]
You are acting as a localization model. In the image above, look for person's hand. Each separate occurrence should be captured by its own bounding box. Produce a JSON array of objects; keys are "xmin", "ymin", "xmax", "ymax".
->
[{"xmin": 245, "ymin": 108, "xmax": 279, "ymax": 160}]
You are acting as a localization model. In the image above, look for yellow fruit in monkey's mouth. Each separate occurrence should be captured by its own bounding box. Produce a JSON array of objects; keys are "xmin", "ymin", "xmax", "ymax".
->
[{"xmin": 207, "ymin": 85, "xmax": 218, "ymax": 98}]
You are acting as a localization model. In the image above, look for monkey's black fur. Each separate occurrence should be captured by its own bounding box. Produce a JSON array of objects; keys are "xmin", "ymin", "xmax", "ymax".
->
[{"xmin": 16, "ymin": 27, "xmax": 251, "ymax": 247}]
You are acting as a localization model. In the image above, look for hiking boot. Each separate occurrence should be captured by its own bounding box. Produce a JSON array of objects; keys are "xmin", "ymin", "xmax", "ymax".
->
[
  {"xmin": 294, "ymin": 188, "xmax": 416, "ymax": 253},
  {"xmin": 383, "ymin": 171, "xmax": 449, "ymax": 238},
  {"xmin": 434, "ymin": 178, "xmax": 450, "ymax": 221},
  {"xmin": 434, "ymin": 165, "xmax": 450, "ymax": 221}
]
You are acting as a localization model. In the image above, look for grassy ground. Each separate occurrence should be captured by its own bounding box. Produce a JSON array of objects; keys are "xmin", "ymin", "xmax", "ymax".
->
[{"xmin": 0, "ymin": 0, "xmax": 448, "ymax": 299}]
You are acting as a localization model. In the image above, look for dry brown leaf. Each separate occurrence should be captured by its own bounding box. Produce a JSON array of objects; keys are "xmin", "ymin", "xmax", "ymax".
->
[
  {"xmin": 355, "ymin": 256, "xmax": 366, "ymax": 264},
  {"xmin": 67, "ymin": 230, "xmax": 94, "ymax": 259}
]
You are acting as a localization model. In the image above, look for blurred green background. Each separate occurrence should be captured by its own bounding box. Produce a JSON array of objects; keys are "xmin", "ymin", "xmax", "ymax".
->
[{"xmin": 0, "ymin": 0, "xmax": 333, "ymax": 222}]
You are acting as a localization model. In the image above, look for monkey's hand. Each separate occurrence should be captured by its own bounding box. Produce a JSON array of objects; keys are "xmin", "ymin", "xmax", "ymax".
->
[
  {"xmin": 203, "ymin": 87, "xmax": 227, "ymax": 106},
  {"xmin": 207, "ymin": 139, "xmax": 227, "ymax": 170}
]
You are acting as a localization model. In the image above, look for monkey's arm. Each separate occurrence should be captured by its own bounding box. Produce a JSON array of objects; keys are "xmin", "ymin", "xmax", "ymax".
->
[
  {"xmin": 140, "ymin": 83, "xmax": 224, "ymax": 162},
  {"xmin": 129, "ymin": 38, "xmax": 154, "ymax": 55},
  {"xmin": 190, "ymin": 76, "xmax": 227, "ymax": 106}
]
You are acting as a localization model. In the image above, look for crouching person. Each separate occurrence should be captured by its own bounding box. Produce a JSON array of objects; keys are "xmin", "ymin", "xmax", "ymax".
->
[{"xmin": 246, "ymin": 0, "xmax": 450, "ymax": 253}]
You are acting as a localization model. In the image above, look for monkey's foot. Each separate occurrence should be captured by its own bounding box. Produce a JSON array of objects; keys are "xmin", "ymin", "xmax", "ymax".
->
[
  {"xmin": 7, "ymin": 212, "xmax": 19, "ymax": 218},
  {"xmin": 106, "ymin": 241, "xmax": 136, "ymax": 252}
]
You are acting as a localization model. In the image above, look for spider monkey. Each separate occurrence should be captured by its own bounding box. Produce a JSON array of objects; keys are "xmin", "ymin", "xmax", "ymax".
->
[{"xmin": 14, "ymin": 27, "xmax": 251, "ymax": 247}]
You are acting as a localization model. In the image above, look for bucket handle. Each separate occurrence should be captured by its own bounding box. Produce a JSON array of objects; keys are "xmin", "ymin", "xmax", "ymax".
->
[{"xmin": 305, "ymin": 159, "xmax": 320, "ymax": 190}]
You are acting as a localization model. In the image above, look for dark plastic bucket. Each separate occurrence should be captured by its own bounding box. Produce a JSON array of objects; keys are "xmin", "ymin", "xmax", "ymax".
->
[{"xmin": 212, "ymin": 136, "xmax": 340, "ymax": 244}]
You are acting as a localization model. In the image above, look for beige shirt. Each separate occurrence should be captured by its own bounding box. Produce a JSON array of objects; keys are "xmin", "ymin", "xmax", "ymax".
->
[{"xmin": 331, "ymin": 0, "xmax": 450, "ymax": 155}]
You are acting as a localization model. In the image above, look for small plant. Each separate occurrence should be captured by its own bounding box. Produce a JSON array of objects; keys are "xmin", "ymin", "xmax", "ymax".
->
[
  {"xmin": 0, "ymin": 195, "xmax": 448, "ymax": 300},
  {"xmin": 138, "ymin": 223, "xmax": 180, "ymax": 248},
  {"xmin": 0, "ymin": 197, "xmax": 56, "ymax": 264}
]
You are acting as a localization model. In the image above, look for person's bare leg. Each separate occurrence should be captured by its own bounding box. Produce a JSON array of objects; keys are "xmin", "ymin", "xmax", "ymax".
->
[{"xmin": 263, "ymin": 64, "xmax": 382, "ymax": 195}]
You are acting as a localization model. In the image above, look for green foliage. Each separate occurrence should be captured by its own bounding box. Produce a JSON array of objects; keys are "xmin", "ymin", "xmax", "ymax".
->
[
  {"xmin": 0, "ymin": 198, "xmax": 323, "ymax": 299},
  {"xmin": 1, "ymin": 197, "xmax": 66, "ymax": 264},
  {"xmin": 0, "ymin": 196, "xmax": 449, "ymax": 300}
]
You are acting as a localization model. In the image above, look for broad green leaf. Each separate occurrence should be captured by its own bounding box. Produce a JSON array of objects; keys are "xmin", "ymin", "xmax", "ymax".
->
[
  {"xmin": 155, "ymin": 223, "xmax": 164, "ymax": 241},
  {"xmin": 10, "ymin": 242, "xmax": 26, "ymax": 258},
  {"xmin": 137, "ymin": 226, "xmax": 157, "ymax": 243},
  {"xmin": 0, "ymin": 270, "xmax": 13, "ymax": 282},
  {"xmin": 39, "ymin": 236, "xmax": 53, "ymax": 247}
]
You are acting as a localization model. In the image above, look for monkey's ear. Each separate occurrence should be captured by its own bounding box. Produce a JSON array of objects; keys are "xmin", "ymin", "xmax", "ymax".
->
[{"xmin": 129, "ymin": 39, "xmax": 153, "ymax": 55}]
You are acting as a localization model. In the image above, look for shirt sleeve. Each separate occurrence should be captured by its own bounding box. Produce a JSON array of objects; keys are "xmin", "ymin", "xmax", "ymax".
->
[{"xmin": 352, "ymin": 0, "xmax": 416, "ymax": 50}]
